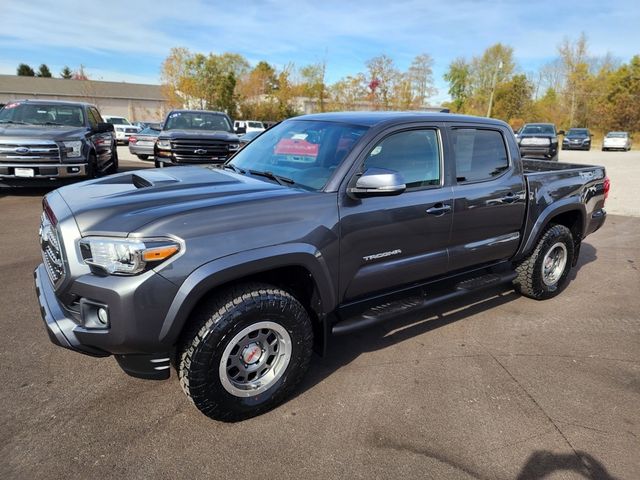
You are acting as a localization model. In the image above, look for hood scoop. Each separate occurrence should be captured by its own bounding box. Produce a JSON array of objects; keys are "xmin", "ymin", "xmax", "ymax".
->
[{"xmin": 131, "ymin": 170, "xmax": 180, "ymax": 189}]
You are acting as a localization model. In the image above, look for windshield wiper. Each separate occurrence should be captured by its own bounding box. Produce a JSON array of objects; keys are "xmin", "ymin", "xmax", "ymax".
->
[
  {"xmin": 33, "ymin": 122, "xmax": 65, "ymax": 126},
  {"xmin": 222, "ymin": 164, "xmax": 246, "ymax": 174},
  {"xmin": 248, "ymin": 169, "xmax": 295, "ymax": 186},
  {"xmin": 0, "ymin": 120, "xmax": 27, "ymax": 124}
]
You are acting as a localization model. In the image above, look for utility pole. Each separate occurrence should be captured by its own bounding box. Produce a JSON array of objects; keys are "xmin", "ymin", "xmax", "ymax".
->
[{"xmin": 486, "ymin": 60, "xmax": 503, "ymax": 118}]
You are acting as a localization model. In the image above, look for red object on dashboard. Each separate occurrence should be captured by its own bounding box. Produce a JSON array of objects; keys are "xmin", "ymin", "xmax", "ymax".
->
[{"xmin": 274, "ymin": 139, "xmax": 319, "ymax": 157}]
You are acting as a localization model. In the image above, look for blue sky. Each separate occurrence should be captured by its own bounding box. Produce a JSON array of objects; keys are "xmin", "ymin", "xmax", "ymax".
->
[{"xmin": 1, "ymin": 0, "xmax": 639, "ymax": 103}]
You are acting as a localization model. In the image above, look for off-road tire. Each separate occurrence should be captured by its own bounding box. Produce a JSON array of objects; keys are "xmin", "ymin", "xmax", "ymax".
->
[
  {"xmin": 514, "ymin": 224, "xmax": 575, "ymax": 300},
  {"xmin": 178, "ymin": 283, "xmax": 314, "ymax": 422}
]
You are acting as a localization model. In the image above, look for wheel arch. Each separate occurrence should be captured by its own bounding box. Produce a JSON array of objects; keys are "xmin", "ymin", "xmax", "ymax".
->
[
  {"xmin": 517, "ymin": 201, "xmax": 585, "ymax": 261},
  {"xmin": 159, "ymin": 244, "xmax": 336, "ymax": 354}
]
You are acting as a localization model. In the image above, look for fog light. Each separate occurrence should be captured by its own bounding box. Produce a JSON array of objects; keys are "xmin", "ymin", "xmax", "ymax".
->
[{"xmin": 97, "ymin": 307, "xmax": 109, "ymax": 325}]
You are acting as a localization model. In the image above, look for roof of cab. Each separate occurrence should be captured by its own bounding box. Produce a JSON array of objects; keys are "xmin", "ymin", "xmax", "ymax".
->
[{"xmin": 290, "ymin": 111, "xmax": 508, "ymax": 128}]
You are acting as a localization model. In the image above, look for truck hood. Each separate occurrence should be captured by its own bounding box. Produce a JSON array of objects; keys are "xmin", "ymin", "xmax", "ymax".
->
[
  {"xmin": 0, "ymin": 124, "xmax": 88, "ymax": 140},
  {"xmin": 158, "ymin": 129, "xmax": 238, "ymax": 141},
  {"xmin": 55, "ymin": 166, "xmax": 301, "ymax": 235}
]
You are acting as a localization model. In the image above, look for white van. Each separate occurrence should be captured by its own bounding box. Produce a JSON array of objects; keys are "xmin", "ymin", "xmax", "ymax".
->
[{"xmin": 234, "ymin": 120, "xmax": 265, "ymax": 135}]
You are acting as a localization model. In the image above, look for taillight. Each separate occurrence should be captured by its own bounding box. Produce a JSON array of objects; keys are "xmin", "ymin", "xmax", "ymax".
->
[
  {"xmin": 603, "ymin": 177, "xmax": 610, "ymax": 201},
  {"xmin": 129, "ymin": 137, "xmax": 137, "ymax": 143}
]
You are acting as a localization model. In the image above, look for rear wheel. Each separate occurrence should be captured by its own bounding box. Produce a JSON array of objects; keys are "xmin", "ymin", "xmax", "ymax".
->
[
  {"xmin": 178, "ymin": 283, "xmax": 314, "ymax": 422},
  {"xmin": 137, "ymin": 154, "xmax": 148, "ymax": 160},
  {"xmin": 514, "ymin": 224, "xmax": 575, "ymax": 300}
]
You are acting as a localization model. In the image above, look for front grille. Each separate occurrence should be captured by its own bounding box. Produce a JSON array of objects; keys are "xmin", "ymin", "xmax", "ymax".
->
[
  {"xmin": 0, "ymin": 141, "xmax": 61, "ymax": 163},
  {"xmin": 40, "ymin": 214, "xmax": 66, "ymax": 289},
  {"xmin": 171, "ymin": 138, "xmax": 231, "ymax": 163},
  {"xmin": 125, "ymin": 128, "xmax": 137, "ymax": 134}
]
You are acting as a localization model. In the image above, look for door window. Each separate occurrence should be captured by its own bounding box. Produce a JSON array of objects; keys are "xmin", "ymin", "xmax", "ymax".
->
[
  {"xmin": 451, "ymin": 129, "xmax": 509, "ymax": 183},
  {"xmin": 363, "ymin": 129, "xmax": 441, "ymax": 189}
]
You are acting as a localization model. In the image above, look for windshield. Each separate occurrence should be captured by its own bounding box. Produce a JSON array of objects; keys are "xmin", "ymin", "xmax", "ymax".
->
[
  {"xmin": 607, "ymin": 132, "xmax": 627, "ymax": 138},
  {"xmin": 139, "ymin": 126, "xmax": 161, "ymax": 135},
  {"xmin": 0, "ymin": 102, "xmax": 85, "ymax": 127},
  {"xmin": 164, "ymin": 111, "xmax": 232, "ymax": 132},
  {"xmin": 229, "ymin": 120, "xmax": 368, "ymax": 191},
  {"xmin": 247, "ymin": 121, "xmax": 264, "ymax": 128},
  {"xmin": 567, "ymin": 129, "xmax": 588, "ymax": 137},
  {"xmin": 106, "ymin": 117, "xmax": 130, "ymax": 125},
  {"xmin": 521, "ymin": 124, "xmax": 555, "ymax": 135}
]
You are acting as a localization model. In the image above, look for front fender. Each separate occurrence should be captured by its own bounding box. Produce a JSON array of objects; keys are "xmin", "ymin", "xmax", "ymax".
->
[{"xmin": 157, "ymin": 243, "xmax": 337, "ymax": 345}]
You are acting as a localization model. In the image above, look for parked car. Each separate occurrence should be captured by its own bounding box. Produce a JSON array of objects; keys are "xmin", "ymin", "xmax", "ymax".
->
[
  {"xmin": 154, "ymin": 110, "xmax": 240, "ymax": 168},
  {"xmin": 234, "ymin": 120, "xmax": 265, "ymax": 135},
  {"xmin": 35, "ymin": 112, "xmax": 608, "ymax": 421},
  {"xmin": 516, "ymin": 123, "xmax": 562, "ymax": 160},
  {"xmin": 238, "ymin": 129, "xmax": 262, "ymax": 147},
  {"xmin": 0, "ymin": 99, "xmax": 117, "ymax": 185},
  {"xmin": 602, "ymin": 131, "xmax": 632, "ymax": 151},
  {"xmin": 562, "ymin": 128, "xmax": 592, "ymax": 151},
  {"xmin": 128, "ymin": 124, "xmax": 161, "ymax": 160},
  {"xmin": 103, "ymin": 115, "xmax": 141, "ymax": 145}
]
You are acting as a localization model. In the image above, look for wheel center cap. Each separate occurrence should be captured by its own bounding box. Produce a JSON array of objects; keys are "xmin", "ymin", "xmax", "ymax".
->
[{"xmin": 242, "ymin": 343, "xmax": 262, "ymax": 364}]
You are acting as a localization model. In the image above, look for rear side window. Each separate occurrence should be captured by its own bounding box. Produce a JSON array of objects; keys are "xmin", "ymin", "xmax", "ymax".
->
[
  {"xmin": 451, "ymin": 128, "xmax": 509, "ymax": 183},
  {"xmin": 363, "ymin": 129, "xmax": 441, "ymax": 189}
]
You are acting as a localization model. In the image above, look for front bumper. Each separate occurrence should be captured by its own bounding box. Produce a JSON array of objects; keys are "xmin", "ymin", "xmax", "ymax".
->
[
  {"xmin": 519, "ymin": 144, "xmax": 557, "ymax": 158},
  {"xmin": 34, "ymin": 264, "xmax": 174, "ymax": 379},
  {"xmin": 563, "ymin": 141, "xmax": 590, "ymax": 150},
  {"xmin": 0, "ymin": 162, "xmax": 87, "ymax": 179}
]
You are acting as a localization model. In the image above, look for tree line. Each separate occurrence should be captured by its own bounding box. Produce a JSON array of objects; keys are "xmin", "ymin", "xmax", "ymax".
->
[
  {"xmin": 161, "ymin": 34, "xmax": 638, "ymax": 134},
  {"xmin": 16, "ymin": 63, "xmax": 88, "ymax": 80},
  {"xmin": 160, "ymin": 48, "xmax": 437, "ymax": 121}
]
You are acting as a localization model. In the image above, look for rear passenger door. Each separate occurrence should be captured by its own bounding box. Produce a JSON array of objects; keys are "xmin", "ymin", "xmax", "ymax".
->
[
  {"xmin": 339, "ymin": 125, "xmax": 453, "ymax": 301},
  {"xmin": 447, "ymin": 125, "xmax": 526, "ymax": 272}
]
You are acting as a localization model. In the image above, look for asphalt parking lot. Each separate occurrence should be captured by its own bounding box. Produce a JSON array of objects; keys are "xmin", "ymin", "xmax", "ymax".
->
[{"xmin": 1, "ymin": 147, "xmax": 639, "ymax": 479}]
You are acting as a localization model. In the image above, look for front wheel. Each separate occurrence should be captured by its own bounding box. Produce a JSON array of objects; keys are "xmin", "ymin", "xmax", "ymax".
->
[
  {"xmin": 137, "ymin": 154, "xmax": 148, "ymax": 160},
  {"xmin": 513, "ymin": 224, "xmax": 575, "ymax": 300},
  {"xmin": 178, "ymin": 283, "xmax": 314, "ymax": 422},
  {"xmin": 106, "ymin": 147, "xmax": 118, "ymax": 174}
]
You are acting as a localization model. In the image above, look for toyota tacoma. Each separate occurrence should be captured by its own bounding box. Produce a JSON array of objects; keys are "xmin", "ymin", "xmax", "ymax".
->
[{"xmin": 34, "ymin": 112, "xmax": 608, "ymax": 421}]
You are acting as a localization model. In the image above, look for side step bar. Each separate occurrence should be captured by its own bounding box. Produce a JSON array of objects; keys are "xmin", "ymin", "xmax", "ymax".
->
[{"xmin": 332, "ymin": 271, "xmax": 517, "ymax": 336}]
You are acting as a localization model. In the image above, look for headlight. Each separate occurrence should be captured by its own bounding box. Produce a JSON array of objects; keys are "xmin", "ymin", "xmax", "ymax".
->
[
  {"xmin": 156, "ymin": 139, "xmax": 171, "ymax": 150},
  {"xmin": 79, "ymin": 237, "xmax": 182, "ymax": 275},
  {"xmin": 63, "ymin": 141, "xmax": 83, "ymax": 158},
  {"xmin": 228, "ymin": 143, "xmax": 240, "ymax": 152}
]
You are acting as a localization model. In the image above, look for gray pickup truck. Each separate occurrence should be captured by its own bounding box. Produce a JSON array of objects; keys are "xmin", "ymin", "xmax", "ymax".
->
[
  {"xmin": 0, "ymin": 100, "xmax": 117, "ymax": 185},
  {"xmin": 34, "ymin": 112, "xmax": 608, "ymax": 421}
]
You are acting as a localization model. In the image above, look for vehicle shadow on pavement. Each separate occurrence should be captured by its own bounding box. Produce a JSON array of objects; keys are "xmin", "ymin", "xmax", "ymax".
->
[
  {"xmin": 304, "ymin": 285, "xmax": 520, "ymax": 389},
  {"xmin": 516, "ymin": 450, "xmax": 619, "ymax": 479},
  {"xmin": 301, "ymin": 242, "xmax": 599, "ymax": 397}
]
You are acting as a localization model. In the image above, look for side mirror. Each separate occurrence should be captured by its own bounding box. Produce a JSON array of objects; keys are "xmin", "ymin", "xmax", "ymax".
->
[
  {"xmin": 96, "ymin": 122, "xmax": 115, "ymax": 133},
  {"xmin": 558, "ymin": 130, "xmax": 565, "ymax": 136},
  {"xmin": 347, "ymin": 168, "xmax": 406, "ymax": 197}
]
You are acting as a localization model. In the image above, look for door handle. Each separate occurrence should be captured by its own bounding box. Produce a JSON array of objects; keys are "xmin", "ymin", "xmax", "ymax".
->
[
  {"xmin": 426, "ymin": 203, "xmax": 452, "ymax": 216},
  {"xmin": 500, "ymin": 193, "xmax": 518, "ymax": 203}
]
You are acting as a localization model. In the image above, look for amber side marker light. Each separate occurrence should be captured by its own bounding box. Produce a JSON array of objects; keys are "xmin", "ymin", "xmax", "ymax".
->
[{"xmin": 143, "ymin": 244, "xmax": 180, "ymax": 262}]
